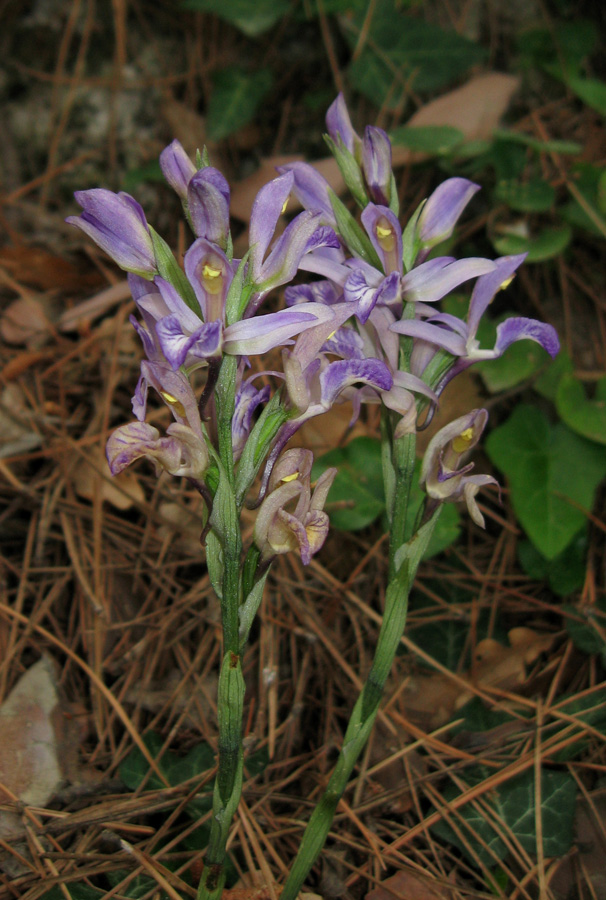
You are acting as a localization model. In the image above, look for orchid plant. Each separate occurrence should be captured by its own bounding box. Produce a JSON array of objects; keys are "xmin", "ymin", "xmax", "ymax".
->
[{"xmin": 67, "ymin": 94, "xmax": 559, "ymax": 900}]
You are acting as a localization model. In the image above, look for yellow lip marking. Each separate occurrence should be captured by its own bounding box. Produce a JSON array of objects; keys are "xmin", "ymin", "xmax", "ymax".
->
[
  {"xmin": 500, "ymin": 275, "xmax": 515, "ymax": 291},
  {"xmin": 281, "ymin": 198, "xmax": 289, "ymax": 215},
  {"xmin": 160, "ymin": 392, "xmax": 187, "ymax": 417},
  {"xmin": 201, "ymin": 262, "xmax": 224, "ymax": 295},
  {"xmin": 281, "ymin": 471, "xmax": 299, "ymax": 483},
  {"xmin": 376, "ymin": 220, "xmax": 395, "ymax": 252},
  {"xmin": 452, "ymin": 427, "xmax": 474, "ymax": 453},
  {"xmin": 327, "ymin": 330, "xmax": 337, "ymax": 341}
]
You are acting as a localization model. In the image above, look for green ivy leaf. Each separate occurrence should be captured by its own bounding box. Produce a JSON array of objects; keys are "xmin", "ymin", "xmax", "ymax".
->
[
  {"xmin": 119, "ymin": 732, "xmax": 167, "ymax": 791},
  {"xmin": 565, "ymin": 75, "xmax": 606, "ymax": 116},
  {"xmin": 534, "ymin": 350, "xmax": 574, "ymax": 402},
  {"xmin": 564, "ymin": 598, "xmax": 606, "ymax": 664},
  {"xmin": 120, "ymin": 733, "xmax": 215, "ymax": 799},
  {"xmin": 518, "ymin": 531, "xmax": 588, "ymax": 597},
  {"xmin": 552, "ymin": 686, "xmax": 606, "ymax": 761},
  {"xmin": 560, "ymin": 163, "xmax": 606, "ymax": 237},
  {"xmin": 486, "ymin": 405, "xmax": 606, "ymax": 559},
  {"xmin": 389, "ymin": 125, "xmax": 464, "ymax": 155},
  {"xmin": 491, "ymin": 224, "xmax": 572, "ymax": 262},
  {"xmin": 41, "ymin": 887, "xmax": 104, "ymax": 900},
  {"xmin": 311, "ymin": 436, "xmax": 385, "ymax": 531},
  {"xmin": 106, "ymin": 872, "xmax": 158, "ymax": 899},
  {"xmin": 492, "ymin": 129, "xmax": 582, "ymax": 156},
  {"xmin": 556, "ymin": 374, "xmax": 606, "ymax": 445},
  {"xmin": 207, "ymin": 68, "xmax": 273, "ymax": 141},
  {"xmin": 181, "ymin": 0, "xmax": 289, "ymax": 36},
  {"xmin": 343, "ymin": 2, "xmax": 485, "ymax": 107},
  {"xmin": 494, "ymin": 177, "xmax": 555, "ymax": 213},
  {"xmin": 432, "ymin": 767, "xmax": 576, "ymax": 866}
]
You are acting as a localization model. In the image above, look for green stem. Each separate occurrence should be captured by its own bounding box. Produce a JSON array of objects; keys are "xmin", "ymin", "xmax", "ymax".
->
[
  {"xmin": 281, "ymin": 510, "xmax": 441, "ymax": 900},
  {"xmin": 197, "ymin": 355, "xmax": 244, "ymax": 900},
  {"xmin": 387, "ymin": 429, "xmax": 417, "ymax": 580}
]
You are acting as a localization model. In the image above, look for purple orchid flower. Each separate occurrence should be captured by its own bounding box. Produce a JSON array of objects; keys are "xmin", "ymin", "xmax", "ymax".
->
[
  {"xmin": 159, "ymin": 139, "xmax": 197, "ymax": 200},
  {"xmin": 400, "ymin": 256, "xmax": 497, "ymax": 303},
  {"xmin": 417, "ymin": 177, "xmax": 481, "ymax": 250},
  {"xmin": 326, "ymin": 94, "xmax": 361, "ymax": 157},
  {"xmin": 253, "ymin": 449, "xmax": 336, "ymax": 565},
  {"xmin": 130, "ymin": 237, "xmax": 336, "ymax": 371},
  {"xmin": 248, "ymin": 172, "xmax": 339, "ymax": 295},
  {"xmin": 66, "ymin": 190, "xmax": 156, "ymax": 277},
  {"xmin": 187, "ymin": 167, "xmax": 231, "ymax": 249},
  {"xmin": 107, "ymin": 420, "xmax": 209, "ymax": 480},
  {"xmin": 232, "ymin": 375, "xmax": 272, "ymax": 461},
  {"xmin": 420, "ymin": 408, "xmax": 498, "ymax": 528},
  {"xmin": 133, "ymin": 359, "xmax": 203, "ymax": 432},
  {"xmin": 276, "ymin": 161, "xmax": 337, "ymax": 228},
  {"xmin": 326, "ymin": 95, "xmax": 394, "ymax": 206},
  {"xmin": 362, "ymin": 126, "xmax": 392, "ymax": 206},
  {"xmin": 390, "ymin": 255, "xmax": 560, "ymax": 377}
]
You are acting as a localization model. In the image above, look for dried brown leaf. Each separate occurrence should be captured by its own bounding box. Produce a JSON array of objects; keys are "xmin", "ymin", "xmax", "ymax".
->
[
  {"xmin": 367, "ymin": 869, "xmax": 453, "ymax": 900},
  {"xmin": 549, "ymin": 791, "xmax": 606, "ymax": 899},
  {"xmin": 58, "ymin": 280, "xmax": 131, "ymax": 333},
  {"xmin": 0, "ymin": 658, "xmax": 63, "ymax": 838},
  {"xmin": 392, "ymin": 73, "xmax": 521, "ymax": 166},
  {"xmin": 72, "ymin": 447, "xmax": 145, "ymax": 509},
  {"xmin": 0, "ymin": 296, "xmax": 51, "ymax": 348},
  {"xmin": 0, "ymin": 245, "xmax": 101, "ymax": 293},
  {"xmin": 404, "ymin": 628, "xmax": 555, "ymax": 728}
]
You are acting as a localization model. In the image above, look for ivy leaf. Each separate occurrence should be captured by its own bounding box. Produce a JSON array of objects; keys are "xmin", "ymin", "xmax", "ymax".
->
[
  {"xmin": 106, "ymin": 873, "xmax": 158, "ymax": 899},
  {"xmin": 556, "ymin": 374, "xmax": 606, "ymax": 445},
  {"xmin": 207, "ymin": 68, "xmax": 273, "ymax": 141},
  {"xmin": 518, "ymin": 531, "xmax": 588, "ymax": 596},
  {"xmin": 491, "ymin": 224, "xmax": 572, "ymax": 262},
  {"xmin": 494, "ymin": 177, "xmax": 555, "ymax": 212},
  {"xmin": 486, "ymin": 405, "xmax": 606, "ymax": 559},
  {"xmin": 552, "ymin": 686, "xmax": 606, "ymax": 761},
  {"xmin": 181, "ymin": 0, "xmax": 289, "ymax": 36},
  {"xmin": 342, "ymin": 1, "xmax": 485, "ymax": 107},
  {"xmin": 41, "ymin": 888, "xmax": 104, "ymax": 900},
  {"xmin": 120, "ymin": 733, "xmax": 215, "ymax": 794},
  {"xmin": 389, "ymin": 125, "xmax": 464, "ymax": 155},
  {"xmin": 534, "ymin": 350, "xmax": 574, "ymax": 402},
  {"xmin": 564, "ymin": 598, "xmax": 606, "ymax": 664},
  {"xmin": 312, "ymin": 437, "xmax": 385, "ymax": 531},
  {"xmin": 432, "ymin": 767, "xmax": 576, "ymax": 866}
]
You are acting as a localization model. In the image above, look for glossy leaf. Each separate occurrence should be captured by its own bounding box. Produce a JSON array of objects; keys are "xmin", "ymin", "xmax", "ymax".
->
[
  {"xmin": 492, "ymin": 224, "xmax": 572, "ymax": 262},
  {"xmin": 486, "ymin": 405, "xmax": 606, "ymax": 558},
  {"xmin": 207, "ymin": 67, "xmax": 273, "ymax": 141},
  {"xmin": 389, "ymin": 125, "xmax": 464, "ymax": 155},
  {"xmin": 433, "ymin": 766, "xmax": 576, "ymax": 866},
  {"xmin": 517, "ymin": 531, "xmax": 588, "ymax": 597},
  {"xmin": 181, "ymin": 0, "xmax": 289, "ymax": 36},
  {"xmin": 556, "ymin": 374, "xmax": 606, "ymax": 445},
  {"xmin": 494, "ymin": 177, "xmax": 555, "ymax": 212},
  {"xmin": 343, "ymin": 1, "xmax": 485, "ymax": 107}
]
